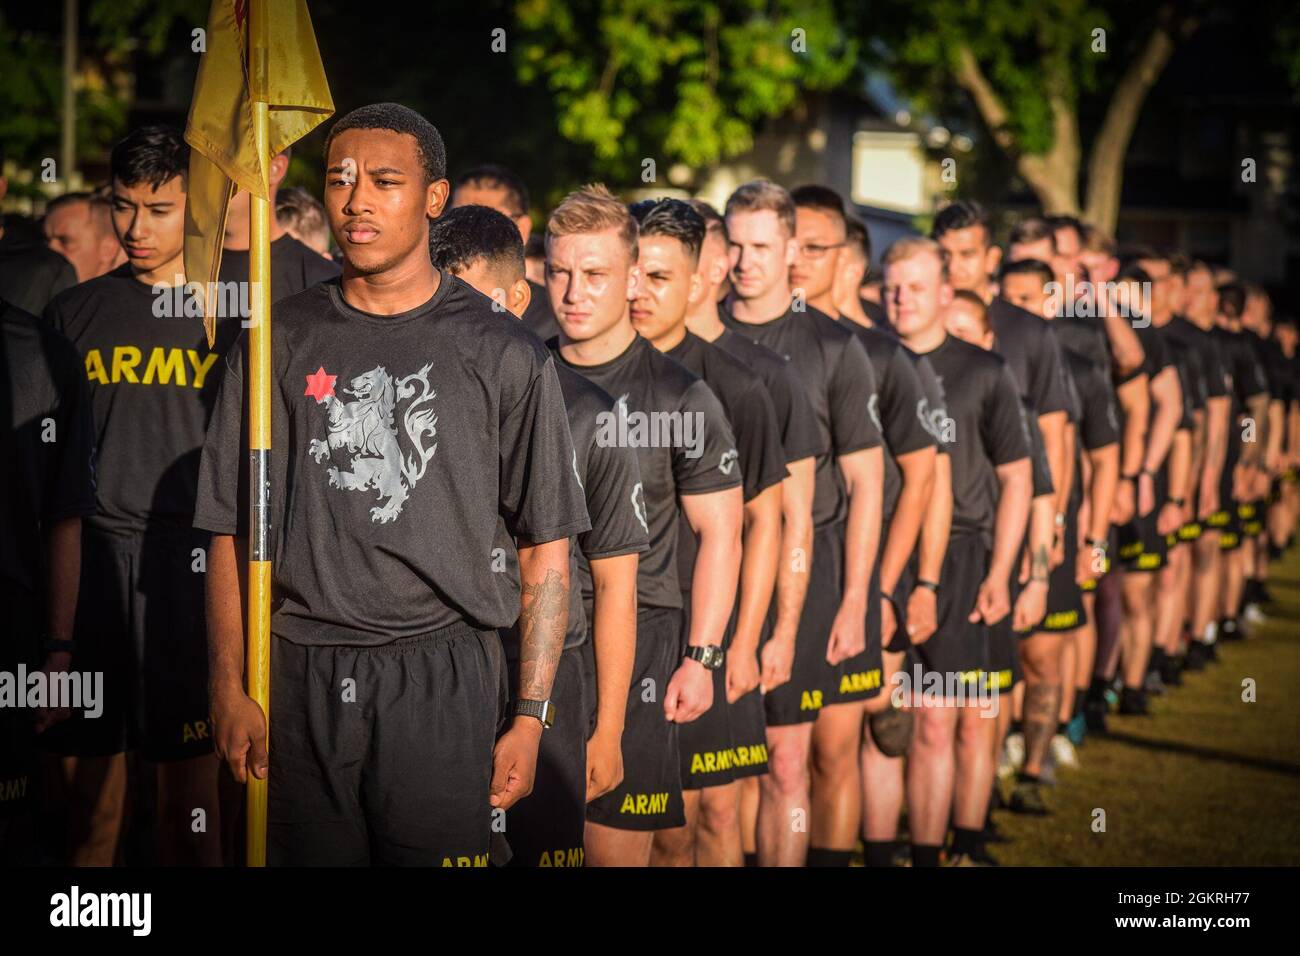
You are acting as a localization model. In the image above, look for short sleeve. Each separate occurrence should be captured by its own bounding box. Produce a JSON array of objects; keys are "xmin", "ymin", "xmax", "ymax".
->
[
  {"xmin": 193, "ymin": 337, "xmax": 249, "ymax": 536},
  {"xmin": 674, "ymin": 379, "xmax": 743, "ymax": 496},
  {"xmin": 881, "ymin": 345, "xmax": 936, "ymax": 458},
  {"xmin": 1029, "ymin": 325, "xmax": 1071, "ymax": 416},
  {"xmin": 499, "ymin": 355, "xmax": 591, "ymax": 542},
  {"xmin": 1079, "ymin": 366, "xmax": 1121, "ymax": 451},
  {"xmin": 1022, "ymin": 404, "xmax": 1055, "ymax": 497},
  {"xmin": 829, "ymin": 334, "xmax": 882, "ymax": 454},
  {"xmin": 578, "ymin": 430, "xmax": 648, "ymax": 560},
  {"xmin": 983, "ymin": 364, "xmax": 1031, "ymax": 467},
  {"xmin": 43, "ymin": 331, "xmax": 97, "ymax": 521}
]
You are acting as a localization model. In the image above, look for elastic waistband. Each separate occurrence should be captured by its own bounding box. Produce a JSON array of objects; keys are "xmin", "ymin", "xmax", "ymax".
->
[{"xmin": 274, "ymin": 618, "xmax": 485, "ymax": 651}]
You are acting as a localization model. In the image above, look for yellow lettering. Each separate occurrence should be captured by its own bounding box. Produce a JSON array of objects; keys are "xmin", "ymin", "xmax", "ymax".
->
[
  {"xmin": 635, "ymin": 793, "xmax": 649, "ymax": 814},
  {"xmin": 187, "ymin": 350, "xmax": 219, "ymax": 389},
  {"xmin": 538, "ymin": 852, "xmax": 553, "ymax": 867},
  {"xmin": 690, "ymin": 753, "xmax": 704, "ymax": 775},
  {"xmin": 112, "ymin": 346, "xmax": 142, "ymax": 383},
  {"xmin": 566, "ymin": 848, "xmax": 583, "ymax": 866},
  {"xmin": 800, "ymin": 690, "xmax": 823, "ymax": 711},
  {"xmin": 703, "ymin": 753, "xmax": 717, "ymax": 772},
  {"xmin": 143, "ymin": 347, "xmax": 187, "ymax": 386},
  {"xmin": 84, "ymin": 349, "xmax": 108, "ymax": 385},
  {"xmin": 182, "ymin": 723, "xmax": 196, "ymax": 743},
  {"xmin": 620, "ymin": 793, "xmax": 635, "ymax": 814}
]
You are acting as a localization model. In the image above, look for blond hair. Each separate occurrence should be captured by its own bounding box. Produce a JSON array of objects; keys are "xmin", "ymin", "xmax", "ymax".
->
[
  {"xmin": 881, "ymin": 236, "xmax": 949, "ymax": 280},
  {"xmin": 545, "ymin": 183, "xmax": 638, "ymax": 261},
  {"xmin": 724, "ymin": 179, "xmax": 796, "ymax": 236}
]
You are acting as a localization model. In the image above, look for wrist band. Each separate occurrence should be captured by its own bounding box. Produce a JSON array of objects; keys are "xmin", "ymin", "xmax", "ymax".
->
[
  {"xmin": 1087, "ymin": 538, "xmax": 1109, "ymax": 552},
  {"xmin": 916, "ymin": 579, "xmax": 940, "ymax": 594},
  {"xmin": 1169, "ymin": 496, "xmax": 1186, "ymax": 507}
]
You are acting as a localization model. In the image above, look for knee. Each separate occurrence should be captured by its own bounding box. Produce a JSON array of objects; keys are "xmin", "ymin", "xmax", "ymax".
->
[
  {"xmin": 910, "ymin": 712, "xmax": 954, "ymax": 754},
  {"xmin": 764, "ymin": 742, "xmax": 809, "ymax": 795},
  {"xmin": 699, "ymin": 793, "xmax": 739, "ymax": 835}
]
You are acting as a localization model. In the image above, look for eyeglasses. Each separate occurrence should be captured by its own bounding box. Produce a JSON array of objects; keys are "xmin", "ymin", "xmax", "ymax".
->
[{"xmin": 799, "ymin": 242, "xmax": 845, "ymax": 260}]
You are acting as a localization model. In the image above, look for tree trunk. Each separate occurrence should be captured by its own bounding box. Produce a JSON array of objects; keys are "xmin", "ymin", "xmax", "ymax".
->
[{"xmin": 1083, "ymin": 3, "xmax": 1196, "ymax": 234}]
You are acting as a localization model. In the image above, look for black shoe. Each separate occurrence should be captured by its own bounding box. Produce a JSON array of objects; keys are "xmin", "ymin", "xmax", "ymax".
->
[
  {"xmin": 1218, "ymin": 618, "xmax": 1241, "ymax": 643},
  {"xmin": 1161, "ymin": 655, "xmax": 1184, "ymax": 687},
  {"xmin": 1185, "ymin": 641, "xmax": 1208, "ymax": 671},
  {"xmin": 1084, "ymin": 698, "xmax": 1109, "ymax": 733},
  {"xmin": 1118, "ymin": 686, "xmax": 1149, "ymax": 715},
  {"xmin": 1009, "ymin": 780, "xmax": 1050, "ymax": 816}
]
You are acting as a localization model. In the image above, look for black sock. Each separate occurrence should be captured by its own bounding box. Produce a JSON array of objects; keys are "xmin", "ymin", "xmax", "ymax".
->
[
  {"xmin": 806, "ymin": 847, "xmax": 853, "ymax": 867},
  {"xmin": 743, "ymin": 852, "xmax": 758, "ymax": 868},
  {"xmin": 1011, "ymin": 719, "xmax": 1023, "ymax": 735},
  {"xmin": 1056, "ymin": 721, "xmax": 1069, "ymax": 736},
  {"xmin": 1150, "ymin": 647, "xmax": 1167, "ymax": 671},
  {"xmin": 910, "ymin": 843, "xmax": 942, "ymax": 867},
  {"xmin": 1017, "ymin": 771, "xmax": 1040, "ymax": 785},
  {"xmin": 950, "ymin": 827, "xmax": 983, "ymax": 857},
  {"xmin": 1073, "ymin": 691, "xmax": 1087, "ymax": 719},
  {"xmin": 1087, "ymin": 676, "xmax": 1109, "ymax": 702},
  {"xmin": 863, "ymin": 840, "xmax": 896, "ymax": 867}
]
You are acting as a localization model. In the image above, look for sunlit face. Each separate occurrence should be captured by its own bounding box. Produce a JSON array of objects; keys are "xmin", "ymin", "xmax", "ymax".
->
[
  {"xmin": 631, "ymin": 235, "xmax": 699, "ymax": 343},
  {"xmin": 1001, "ymin": 271, "xmax": 1052, "ymax": 321},
  {"xmin": 883, "ymin": 250, "xmax": 951, "ymax": 338},
  {"xmin": 726, "ymin": 209, "xmax": 795, "ymax": 301},
  {"xmin": 110, "ymin": 175, "xmax": 186, "ymax": 275},
  {"xmin": 1137, "ymin": 258, "xmax": 1171, "ymax": 318},
  {"xmin": 1183, "ymin": 268, "xmax": 1217, "ymax": 323},
  {"xmin": 45, "ymin": 200, "xmax": 116, "ymax": 282},
  {"xmin": 451, "ymin": 181, "xmax": 531, "ymax": 243},
  {"xmin": 936, "ymin": 224, "xmax": 997, "ymax": 294},
  {"xmin": 324, "ymin": 128, "xmax": 447, "ymax": 276},
  {"xmin": 790, "ymin": 206, "xmax": 844, "ymax": 302},
  {"xmin": 546, "ymin": 228, "xmax": 639, "ymax": 343},
  {"xmin": 945, "ymin": 297, "xmax": 993, "ymax": 349}
]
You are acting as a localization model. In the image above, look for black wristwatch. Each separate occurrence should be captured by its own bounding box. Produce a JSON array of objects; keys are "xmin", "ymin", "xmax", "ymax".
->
[
  {"xmin": 685, "ymin": 645, "xmax": 725, "ymax": 670},
  {"xmin": 1169, "ymin": 496, "xmax": 1186, "ymax": 508},
  {"xmin": 916, "ymin": 579, "xmax": 940, "ymax": 594},
  {"xmin": 513, "ymin": 698, "xmax": 556, "ymax": 729}
]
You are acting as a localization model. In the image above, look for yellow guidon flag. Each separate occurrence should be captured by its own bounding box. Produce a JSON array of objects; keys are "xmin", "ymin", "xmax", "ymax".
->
[{"xmin": 183, "ymin": 0, "xmax": 334, "ymax": 346}]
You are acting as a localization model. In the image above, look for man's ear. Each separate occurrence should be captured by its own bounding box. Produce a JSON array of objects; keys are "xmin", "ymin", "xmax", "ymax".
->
[
  {"xmin": 426, "ymin": 178, "xmax": 450, "ymax": 219},
  {"xmin": 686, "ymin": 269, "xmax": 705, "ymax": 309},
  {"xmin": 985, "ymin": 243, "xmax": 1002, "ymax": 278},
  {"xmin": 708, "ymin": 252, "xmax": 728, "ymax": 289},
  {"xmin": 269, "ymin": 152, "xmax": 291, "ymax": 188},
  {"xmin": 510, "ymin": 277, "xmax": 532, "ymax": 319}
]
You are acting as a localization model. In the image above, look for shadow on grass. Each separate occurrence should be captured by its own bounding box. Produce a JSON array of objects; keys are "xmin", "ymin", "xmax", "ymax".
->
[{"xmin": 1101, "ymin": 730, "xmax": 1300, "ymax": 776}]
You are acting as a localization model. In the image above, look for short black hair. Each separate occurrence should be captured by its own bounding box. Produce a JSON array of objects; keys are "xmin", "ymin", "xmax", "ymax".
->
[
  {"xmin": 428, "ymin": 204, "xmax": 524, "ymax": 281},
  {"xmin": 1000, "ymin": 257, "xmax": 1055, "ymax": 287},
  {"xmin": 455, "ymin": 164, "xmax": 529, "ymax": 218},
  {"xmin": 1218, "ymin": 281, "xmax": 1247, "ymax": 319},
  {"xmin": 1047, "ymin": 214, "xmax": 1083, "ymax": 243},
  {"xmin": 687, "ymin": 199, "xmax": 727, "ymax": 243},
  {"xmin": 110, "ymin": 125, "xmax": 190, "ymax": 190},
  {"xmin": 790, "ymin": 184, "xmax": 847, "ymax": 222},
  {"xmin": 844, "ymin": 214, "xmax": 870, "ymax": 262},
  {"xmin": 628, "ymin": 198, "xmax": 705, "ymax": 262},
  {"xmin": 932, "ymin": 199, "xmax": 992, "ymax": 242},
  {"xmin": 1115, "ymin": 261, "xmax": 1152, "ymax": 286},
  {"xmin": 325, "ymin": 103, "xmax": 446, "ymax": 184},
  {"xmin": 1008, "ymin": 216, "xmax": 1057, "ymax": 253}
]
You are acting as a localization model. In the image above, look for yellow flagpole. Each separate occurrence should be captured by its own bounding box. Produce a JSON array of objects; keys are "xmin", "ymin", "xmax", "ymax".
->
[{"xmin": 245, "ymin": 0, "xmax": 272, "ymax": 868}]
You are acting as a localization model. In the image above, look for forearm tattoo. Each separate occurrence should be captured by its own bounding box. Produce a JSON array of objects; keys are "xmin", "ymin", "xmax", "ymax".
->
[
  {"xmin": 1031, "ymin": 544, "xmax": 1050, "ymax": 581},
  {"xmin": 518, "ymin": 567, "xmax": 567, "ymax": 701}
]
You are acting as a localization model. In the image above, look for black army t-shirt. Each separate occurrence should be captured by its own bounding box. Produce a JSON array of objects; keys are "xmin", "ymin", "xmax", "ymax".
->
[
  {"xmin": 217, "ymin": 233, "xmax": 340, "ymax": 309},
  {"xmin": 0, "ymin": 229, "xmax": 77, "ymax": 317},
  {"xmin": 45, "ymin": 264, "xmax": 241, "ymax": 535},
  {"xmin": 0, "ymin": 301, "xmax": 97, "ymax": 610},
  {"xmin": 912, "ymin": 351, "xmax": 951, "ymax": 456},
  {"xmin": 505, "ymin": 363, "xmax": 646, "ymax": 657},
  {"xmin": 667, "ymin": 331, "xmax": 786, "ymax": 592},
  {"xmin": 989, "ymin": 297, "xmax": 1071, "ymax": 417},
  {"xmin": 1054, "ymin": 315, "xmax": 1111, "ymax": 373},
  {"xmin": 522, "ymin": 279, "xmax": 559, "ymax": 343},
  {"xmin": 713, "ymin": 324, "xmax": 823, "ymax": 465},
  {"xmin": 724, "ymin": 304, "xmax": 882, "ymax": 530},
  {"xmin": 551, "ymin": 332, "xmax": 741, "ymax": 611},
  {"xmin": 1064, "ymin": 348, "xmax": 1120, "ymax": 513},
  {"xmin": 919, "ymin": 334, "xmax": 1029, "ymax": 543},
  {"xmin": 1167, "ymin": 317, "xmax": 1229, "ymax": 403},
  {"xmin": 194, "ymin": 275, "xmax": 590, "ymax": 645},
  {"xmin": 847, "ymin": 322, "xmax": 938, "ymax": 521}
]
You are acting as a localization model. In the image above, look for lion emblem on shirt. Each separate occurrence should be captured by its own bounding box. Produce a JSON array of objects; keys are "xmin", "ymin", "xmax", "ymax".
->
[{"xmin": 307, "ymin": 364, "xmax": 439, "ymax": 523}]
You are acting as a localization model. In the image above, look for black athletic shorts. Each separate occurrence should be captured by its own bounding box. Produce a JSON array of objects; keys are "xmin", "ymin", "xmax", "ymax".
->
[
  {"xmin": 266, "ymin": 622, "xmax": 508, "ymax": 866},
  {"xmin": 503, "ymin": 644, "xmax": 593, "ymax": 867},
  {"xmin": 1037, "ymin": 506, "xmax": 1085, "ymax": 633},
  {"xmin": 39, "ymin": 526, "xmax": 213, "ymax": 762},
  {"xmin": 1, "ymin": 590, "xmax": 42, "ymax": 819},
  {"xmin": 1238, "ymin": 499, "xmax": 1265, "ymax": 537},
  {"xmin": 1118, "ymin": 473, "xmax": 1168, "ymax": 573},
  {"xmin": 677, "ymin": 600, "xmax": 769, "ymax": 791},
  {"xmin": 829, "ymin": 552, "xmax": 883, "ymax": 705},
  {"xmin": 586, "ymin": 606, "xmax": 685, "ymax": 831},
  {"xmin": 760, "ymin": 521, "xmax": 844, "ymax": 726},
  {"xmin": 915, "ymin": 532, "xmax": 986, "ymax": 695},
  {"xmin": 985, "ymin": 576, "xmax": 1020, "ymax": 694},
  {"xmin": 1208, "ymin": 501, "xmax": 1241, "ymax": 551}
]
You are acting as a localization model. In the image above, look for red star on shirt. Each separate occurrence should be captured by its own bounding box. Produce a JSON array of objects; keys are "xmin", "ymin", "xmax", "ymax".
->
[{"xmin": 304, "ymin": 366, "xmax": 337, "ymax": 403}]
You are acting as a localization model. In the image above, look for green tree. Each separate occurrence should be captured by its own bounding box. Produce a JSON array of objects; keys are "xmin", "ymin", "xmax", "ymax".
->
[
  {"xmin": 512, "ymin": 0, "xmax": 859, "ymax": 184},
  {"xmin": 869, "ymin": 0, "xmax": 1207, "ymax": 233}
]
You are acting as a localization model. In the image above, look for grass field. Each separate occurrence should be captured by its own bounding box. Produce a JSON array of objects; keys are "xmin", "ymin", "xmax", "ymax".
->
[{"xmin": 992, "ymin": 545, "xmax": 1300, "ymax": 866}]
